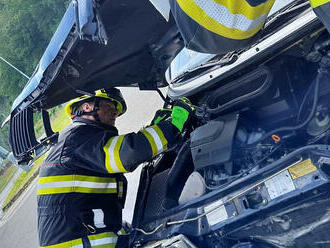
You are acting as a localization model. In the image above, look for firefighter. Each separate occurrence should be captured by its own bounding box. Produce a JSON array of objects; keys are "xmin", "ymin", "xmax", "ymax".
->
[
  {"xmin": 37, "ymin": 88, "xmax": 194, "ymax": 248},
  {"xmin": 169, "ymin": 0, "xmax": 330, "ymax": 54}
]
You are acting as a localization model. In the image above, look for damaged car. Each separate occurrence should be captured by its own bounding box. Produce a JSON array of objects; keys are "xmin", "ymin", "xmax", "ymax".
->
[{"xmin": 7, "ymin": 0, "xmax": 330, "ymax": 247}]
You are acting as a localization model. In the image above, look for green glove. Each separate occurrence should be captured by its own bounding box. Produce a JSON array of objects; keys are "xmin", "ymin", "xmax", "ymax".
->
[
  {"xmin": 171, "ymin": 97, "xmax": 195, "ymax": 132},
  {"xmin": 151, "ymin": 108, "xmax": 172, "ymax": 125}
]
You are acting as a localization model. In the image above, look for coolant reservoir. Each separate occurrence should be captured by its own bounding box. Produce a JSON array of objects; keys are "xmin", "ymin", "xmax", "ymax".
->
[{"xmin": 179, "ymin": 171, "xmax": 206, "ymax": 204}]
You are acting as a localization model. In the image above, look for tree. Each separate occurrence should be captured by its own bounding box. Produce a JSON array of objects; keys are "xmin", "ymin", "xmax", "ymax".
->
[{"xmin": 0, "ymin": 0, "xmax": 69, "ymax": 149}]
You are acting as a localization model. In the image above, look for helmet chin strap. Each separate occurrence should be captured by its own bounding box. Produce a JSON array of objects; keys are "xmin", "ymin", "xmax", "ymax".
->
[{"xmin": 91, "ymin": 98, "xmax": 101, "ymax": 122}]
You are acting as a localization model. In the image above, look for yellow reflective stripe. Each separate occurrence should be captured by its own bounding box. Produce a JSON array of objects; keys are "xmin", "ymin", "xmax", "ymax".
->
[
  {"xmin": 37, "ymin": 187, "xmax": 117, "ymax": 195},
  {"xmin": 141, "ymin": 129, "xmax": 158, "ymax": 156},
  {"xmin": 104, "ymin": 137, "xmax": 115, "ymax": 173},
  {"xmin": 153, "ymin": 125, "xmax": 168, "ymax": 152},
  {"xmin": 37, "ymin": 175, "xmax": 117, "ymax": 195},
  {"xmin": 89, "ymin": 232, "xmax": 117, "ymax": 240},
  {"xmin": 142, "ymin": 126, "xmax": 168, "ymax": 155},
  {"xmin": 113, "ymin": 136, "xmax": 127, "ymax": 173},
  {"xmin": 40, "ymin": 238, "xmax": 83, "ymax": 248},
  {"xmin": 310, "ymin": 0, "xmax": 330, "ymax": 8},
  {"xmin": 176, "ymin": 0, "xmax": 273, "ymax": 39},
  {"xmin": 214, "ymin": 0, "xmax": 275, "ymax": 19},
  {"xmin": 118, "ymin": 181, "xmax": 124, "ymax": 198},
  {"xmin": 104, "ymin": 136, "xmax": 127, "ymax": 173},
  {"xmin": 39, "ymin": 175, "xmax": 116, "ymax": 184},
  {"xmin": 90, "ymin": 244, "xmax": 116, "ymax": 248},
  {"xmin": 88, "ymin": 232, "xmax": 117, "ymax": 248},
  {"xmin": 117, "ymin": 228, "xmax": 127, "ymax": 236},
  {"xmin": 39, "ymin": 175, "xmax": 74, "ymax": 183}
]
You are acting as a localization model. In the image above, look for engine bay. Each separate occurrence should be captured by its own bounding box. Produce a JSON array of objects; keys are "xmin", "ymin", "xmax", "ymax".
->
[
  {"xmin": 131, "ymin": 29, "xmax": 330, "ymax": 248},
  {"xmin": 164, "ymin": 32, "xmax": 330, "ymax": 205}
]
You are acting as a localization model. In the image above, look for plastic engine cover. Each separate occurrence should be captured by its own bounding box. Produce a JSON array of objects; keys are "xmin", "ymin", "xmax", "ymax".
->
[{"xmin": 190, "ymin": 113, "xmax": 239, "ymax": 170}]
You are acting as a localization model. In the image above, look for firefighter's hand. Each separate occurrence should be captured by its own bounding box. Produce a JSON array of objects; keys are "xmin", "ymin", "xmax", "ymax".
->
[
  {"xmin": 151, "ymin": 108, "xmax": 172, "ymax": 125},
  {"xmin": 171, "ymin": 97, "xmax": 195, "ymax": 132}
]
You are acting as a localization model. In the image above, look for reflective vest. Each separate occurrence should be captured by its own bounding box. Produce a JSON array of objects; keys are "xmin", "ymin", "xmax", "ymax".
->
[
  {"xmin": 170, "ymin": 0, "xmax": 330, "ymax": 54},
  {"xmin": 38, "ymin": 117, "xmax": 179, "ymax": 247}
]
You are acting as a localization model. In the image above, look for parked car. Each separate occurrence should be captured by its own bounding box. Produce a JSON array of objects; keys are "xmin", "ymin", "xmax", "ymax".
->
[{"xmin": 8, "ymin": 0, "xmax": 330, "ymax": 247}]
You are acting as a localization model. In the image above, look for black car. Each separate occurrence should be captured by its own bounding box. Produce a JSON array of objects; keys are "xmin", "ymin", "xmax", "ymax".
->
[{"xmin": 8, "ymin": 0, "xmax": 330, "ymax": 247}]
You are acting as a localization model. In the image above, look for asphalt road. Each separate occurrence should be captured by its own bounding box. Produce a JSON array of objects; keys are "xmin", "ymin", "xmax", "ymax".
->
[
  {"xmin": 0, "ymin": 88, "xmax": 166, "ymax": 247},
  {"xmin": 0, "ymin": 182, "xmax": 38, "ymax": 247},
  {"xmin": 0, "ymin": 169, "xmax": 22, "ymax": 208}
]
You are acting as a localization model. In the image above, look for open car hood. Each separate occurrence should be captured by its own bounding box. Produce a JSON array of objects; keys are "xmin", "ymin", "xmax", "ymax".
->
[
  {"xmin": 11, "ymin": 0, "xmax": 182, "ymax": 115},
  {"xmin": 9, "ymin": 0, "xmax": 313, "ymax": 164}
]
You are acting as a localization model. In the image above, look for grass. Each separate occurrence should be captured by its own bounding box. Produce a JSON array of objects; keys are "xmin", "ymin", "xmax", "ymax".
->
[
  {"xmin": 0, "ymin": 166, "xmax": 18, "ymax": 193},
  {"xmin": 50, "ymin": 106, "xmax": 71, "ymax": 132},
  {"xmin": 2, "ymin": 106, "xmax": 71, "ymax": 210},
  {"xmin": 34, "ymin": 106, "xmax": 71, "ymax": 137},
  {"xmin": 34, "ymin": 112, "xmax": 44, "ymax": 138},
  {"xmin": 2, "ymin": 157, "xmax": 43, "ymax": 208}
]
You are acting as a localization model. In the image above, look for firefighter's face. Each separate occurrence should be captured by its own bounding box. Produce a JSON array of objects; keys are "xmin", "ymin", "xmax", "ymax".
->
[{"xmin": 97, "ymin": 100, "xmax": 119, "ymax": 126}]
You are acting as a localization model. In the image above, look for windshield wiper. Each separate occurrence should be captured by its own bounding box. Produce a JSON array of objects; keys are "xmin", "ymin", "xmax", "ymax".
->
[
  {"xmin": 265, "ymin": 0, "xmax": 310, "ymax": 28},
  {"xmin": 172, "ymin": 52, "xmax": 239, "ymax": 84}
]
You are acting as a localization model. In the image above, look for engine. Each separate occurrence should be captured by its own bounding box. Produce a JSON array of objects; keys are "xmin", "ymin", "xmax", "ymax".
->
[
  {"xmin": 132, "ymin": 13, "xmax": 330, "ymax": 248},
  {"xmin": 186, "ymin": 39, "xmax": 330, "ymax": 193},
  {"xmin": 137, "ymin": 34, "xmax": 330, "ymax": 225}
]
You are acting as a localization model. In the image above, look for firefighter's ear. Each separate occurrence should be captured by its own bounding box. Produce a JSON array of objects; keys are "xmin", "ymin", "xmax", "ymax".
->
[{"xmin": 82, "ymin": 102, "xmax": 94, "ymax": 112}]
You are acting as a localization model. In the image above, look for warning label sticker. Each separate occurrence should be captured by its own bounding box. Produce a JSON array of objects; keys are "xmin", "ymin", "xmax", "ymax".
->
[
  {"xmin": 265, "ymin": 170, "xmax": 295, "ymax": 200},
  {"xmin": 288, "ymin": 159, "xmax": 317, "ymax": 179},
  {"xmin": 204, "ymin": 199, "xmax": 228, "ymax": 226}
]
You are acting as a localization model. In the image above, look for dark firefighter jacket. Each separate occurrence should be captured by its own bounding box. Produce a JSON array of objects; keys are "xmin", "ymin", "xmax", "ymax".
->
[
  {"xmin": 170, "ymin": 0, "xmax": 330, "ymax": 54},
  {"xmin": 37, "ymin": 117, "xmax": 180, "ymax": 248}
]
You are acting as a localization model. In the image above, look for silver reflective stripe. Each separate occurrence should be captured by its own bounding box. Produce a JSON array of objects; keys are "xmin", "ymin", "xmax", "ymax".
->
[
  {"xmin": 194, "ymin": 0, "xmax": 268, "ymax": 31},
  {"xmin": 72, "ymin": 245, "xmax": 84, "ymax": 248},
  {"xmin": 119, "ymin": 185, "xmax": 124, "ymax": 194},
  {"xmin": 89, "ymin": 237, "xmax": 118, "ymax": 247},
  {"xmin": 38, "ymin": 181, "xmax": 117, "ymax": 189},
  {"xmin": 92, "ymin": 209, "xmax": 106, "ymax": 228},
  {"xmin": 144, "ymin": 127, "xmax": 164, "ymax": 154},
  {"xmin": 107, "ymin": 136, "xmax": 122, "ymax": 173}
]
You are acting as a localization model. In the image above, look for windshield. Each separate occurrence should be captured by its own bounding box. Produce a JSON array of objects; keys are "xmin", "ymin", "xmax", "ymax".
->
[{"xmin": 270, "ymin": 0, "xmax": 297, "ymax": 15}]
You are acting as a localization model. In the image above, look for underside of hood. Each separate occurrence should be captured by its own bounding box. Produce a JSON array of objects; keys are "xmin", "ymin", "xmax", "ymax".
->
[{"xmin": 12, "ymin": 0, "xmax": 182, "ymax": 115}]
